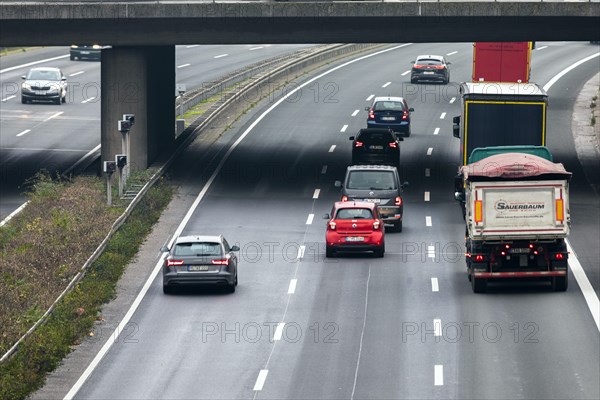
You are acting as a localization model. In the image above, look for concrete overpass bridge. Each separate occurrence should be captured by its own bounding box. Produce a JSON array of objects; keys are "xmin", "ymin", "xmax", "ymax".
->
[{"xmin": 1, "ymin": 1, "xmax": 599, "ymax": 170}]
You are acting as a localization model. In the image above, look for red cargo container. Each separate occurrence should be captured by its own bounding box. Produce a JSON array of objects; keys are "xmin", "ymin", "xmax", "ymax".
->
[{"xmin": 472, "ymin": 42, "xmax": 531, "ymax": 83}]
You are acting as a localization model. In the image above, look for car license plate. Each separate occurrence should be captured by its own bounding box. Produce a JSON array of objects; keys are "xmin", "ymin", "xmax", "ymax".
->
[
  {"xmin": 364, "ymin": 198, "xmax": 380, "ymax": 203},
  {"xmin": 346, "ymin": 236, "xmax": 364, "ymax": 242},
  {"xmin": 424, "ymin": 71, "xmax": 434, "ymax": 75},
  {"xmin": 81, "ymin": 51, "xmax": 90, "ymax": 54},
  {"xmin": 381, "ymin": 116, "xmax": 396, "ymax": 121},
  {"xmin": 35, "ymin": 91, "xmax": 46, "ymax": 95},
  {"xmin": 369, "ymin": 145, "xmax": 384, "ymax": 150},
  {"xmin": 189, "ymin": 265, "xmax": 209, "ymax": 271},
  {"xmin": 510, "ymin": 248, "xmax": 530, "ymax": 254}
]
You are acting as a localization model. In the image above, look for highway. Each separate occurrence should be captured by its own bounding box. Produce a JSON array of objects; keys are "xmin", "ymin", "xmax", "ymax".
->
[
  {"xmin": 0, "ymin": 44, "xmax": 316, "ymax": 220},
  {"xmin": 47, "ymin": 42, "xmax": 600, "ymax": 399}
]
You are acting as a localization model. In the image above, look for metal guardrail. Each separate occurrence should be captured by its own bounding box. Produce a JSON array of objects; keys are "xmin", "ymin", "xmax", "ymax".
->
[{"xmin": 0, "ymin": 42, "xmax": 381, "ymax": 363}]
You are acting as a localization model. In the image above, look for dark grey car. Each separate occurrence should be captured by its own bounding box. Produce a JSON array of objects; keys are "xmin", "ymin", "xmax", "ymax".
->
[
  {"xmin": 161, "ymin": 235, "xmax": 239, "ymax": 294},
  {"xmin": 335, "ymin": 165, "xmax": 408, "ymax": 232}
]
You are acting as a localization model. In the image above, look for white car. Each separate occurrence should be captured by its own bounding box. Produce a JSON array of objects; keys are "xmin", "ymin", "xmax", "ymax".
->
[{"xmin": 21, "ymin": 67, "xmax": 67, "ymax": 105}]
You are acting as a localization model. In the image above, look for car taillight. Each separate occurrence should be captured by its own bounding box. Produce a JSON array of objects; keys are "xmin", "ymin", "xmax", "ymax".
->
[
  {"xmin": 373, "ymin": 220, "xmax": 380, "ymax": 230},
  {"xmin": 433, "ymin": 65, "xmax": 445, "ymax": 69},
  {"xmin": 474, "ymin": 255, "xmax": 485, "ymax": 262},
  {"xmin": 355, "ymin": 141, "xmax": 364, "ymax": 147},
  {"xmin": 388, "ymin": 142, "xmax": 397, "ymax": 148},
  {"xmin": 414, "ymin": 64, "xmax": 424, "ymax": 69},
  {"xmin": 368, "ymin": 109, "xmax": 375, "ymax": 120},
  {"xmin": 329, "ymin": 221, "xmax": 336, "ymax": 230},
  {"xmin": 341, "ymin": 195, "xmax": 348, "ymax": 202},
  {"xmin": 212, "ymin": 259, "xmax": 229, "ymax": 266},
  {"xmin": 167, "ymin": 259, "xmax": 184, "ymax": 267},
  {"xmin": 401, "ymin": 111, "xmax": 408, "ymax": 121},
  {"xmin": 395, "ymin": 196, "xmax": 402, "ymax": 206}
]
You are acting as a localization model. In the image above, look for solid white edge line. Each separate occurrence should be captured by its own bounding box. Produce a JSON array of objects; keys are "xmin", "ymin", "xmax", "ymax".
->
[
  {"xmin": 350, "ymin": 266, "xmax": 371, "ymax": 400},
  {"xmin": 433, "ymin": 319, "xmax": 442, "ymax": 336},
  {"xmin": 177, "ymin": 63, "xmax": 191, "ymax": 69},
  {"xmin": 434, "ymin": 365, "xmax": 444, "ymax": 386},
  {"xmin": 449, "ymin": 97, "xmax": 456, "ymax": 104},
  {"xmin": 431, "ymin": 277, "xmax": 439, "ymax": 292},
  {"xmin": 214, "ymin": 54, "xmax": 229, "ymax": 59},
  {"xmin": 351, "ymin": 109, "xmax": 360, "ymax": 117},
  {"xmin": 297, "ymin": 245, "xmax": 306, "ymax": 260},
  {"xmin": 424, "ymin": 191, "xmax": 430, "ymax": 202},
  {"xmin": 313, "ymin": 189, "xmax": 320, "ymax": 199},
  {"xmin": 321, "ymin": 165, "xmax": 328, "ymax": 174},
  {"xmin": 16, "ymin": 129, "xmax": 31, "ymax": 137},
  {"xmin": 0, "ymin": 54, "xmax": 70, "ymax": 74},
  {"xmin": 186, "ymin": 45, "xmax": 200, "ymax": 48},
  {"xmin": 253, "ymin": 370, "xmax": 269, "ymax": 391},
  {"xmin": 433, "ymin": 128, "xmax": 440, "ymax": 136},
  {"xmin": 249, "ymin": 46, "xmax": 264, "ymax": 51},
  {"xmin": 306, "ymin": 214, "xmax": 314, "ymax": 225},
  {"xmin": 64, "ymin": 42, "xmax": 415, "ymax": 400},
  {"xmin": 543, "ymin": 52, "xmax": 600, "ymax": 92},
  {"xmin": 341, "ymin": 124, "xmax": 348, "ymax": 132},
  {"xmin": 566, "ymin": 240, "xmax": 600, "ymax": 331},
  {"xmin": 328, "ymin": 145, "xmax": 336, "ymax": 153},
  {"xmin": 401, "ymin": 70, "xmax": 411, "ymax": 76},
  {"xmin": 426, "ymin": 216, "xmax": 432, "ymax": 227},
  {"xmin": 536, "ymin": 46, "xmax": 548, "ymax": 51},
  {"xmin": 382, "ymin": 81, "xmax": 391, "ymax": 88},
  {"xmin": 366, "ymin": 94, "xmax": 375, "ymax": 101},
  {"xmin": 0, "ymin": 201, "xmax": 29, "ymax": 227},
  {"xmin": 440, "ymin": 112, "xmax": 446, "ymax": 119},
  {"xmin": 69, "ymin": 71, "xmax": 85, "ymax": 77},
  {"xmin": 273, "ymin": 323, "xmax": 285, "ymax": 341},
  {"xmin": 446, "ymin": 51, "xmax": 458, "ymax": 56},
  {"xmin": 81, "ymin": 97, "xmax": 96, "ymax": 104},
  {"xmin": 288, "ymin": 279, "xmax": 297, "ymax": 294}
]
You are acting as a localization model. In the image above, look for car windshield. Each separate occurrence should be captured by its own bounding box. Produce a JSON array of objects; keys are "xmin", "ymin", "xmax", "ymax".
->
[
  {"xmin": 416, "ymin": 59, "xmax": 443, "ymax": 66},
  {"xmin": 358, "ymin": 131, "xmax": 394, "ymax": 143},
  {"xmin": 336, "ymin": 208, "xmax": 373, "ymax": 220},
  {"xmin": 347, "ymin": 171, "xmax": 397, "ymax": 190},
  {"xmin": 373, "ymin": 101, "xmax": 404, "ymax": 111},
  {"xmin": 174, "ymin": 242, "xmax": 222, "ymax": 256},
  {"xmin": 27, "ymin": 70, "xmax": 61, "ymax": 81}
]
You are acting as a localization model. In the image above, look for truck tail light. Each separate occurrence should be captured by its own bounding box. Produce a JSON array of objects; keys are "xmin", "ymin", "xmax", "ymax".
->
[
  {"xmin": 341, "ymin": 195, "xmax": 348, "ymax": 202},
  {"xmin": 355, "ymin": 141, "xmax": 364, "ymax": 148},
  {"xmin": 395, "ymin": 196, "xmax": 402, "ymax": 206},
  {"xmin": 368, "ymin": 109, "xmax": 375, "ymax": 120},
  {"xmin": 388, "ymin": 142, "xmax": 397, "ymax": 148},
  {"xmin": 212, "ymin": 259, "xmax": 229, "ymax": 266},
  {"xmin": 474, "ymin": 200, "xmax": 483, "ymax": 223},
  {"xmin": 555, "ymin": 199, "xmax": 564, "ymax": 222},
  {"xmin": 474, "ymin": 255, "xmax": 485, "ymax": 262},
  {"xmin": 373, "ymin": 220, "xmax": 380, "ymax": 230},
  {"xmin": 167, "ymin": 259, "xmax": 184, "ymax": 267},
  {"xmin": 329, "ymin": 221, "xmax": 336, "ymax": 230},
  {"xmin": 554, "ymin": 253, "xmax": 565, "ymax": 260}
]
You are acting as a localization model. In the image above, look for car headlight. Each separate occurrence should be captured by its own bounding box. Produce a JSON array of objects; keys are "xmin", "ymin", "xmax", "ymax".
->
[
  {"xmin": 71, "ymin": 45, "xmax": 78, "ymax": 49},
  {"xmin": 92, "ymin": 44, "xmax": 101, "ymax": 49},
  {"xmin": 22, "ymin": 83, "xmax": 32, "ymax": 90}
]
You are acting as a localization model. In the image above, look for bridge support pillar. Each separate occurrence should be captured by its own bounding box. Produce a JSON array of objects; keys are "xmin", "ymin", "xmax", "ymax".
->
[{"xmin": 101, "ymin": 46, "xmax": 175, "ymax": 172}]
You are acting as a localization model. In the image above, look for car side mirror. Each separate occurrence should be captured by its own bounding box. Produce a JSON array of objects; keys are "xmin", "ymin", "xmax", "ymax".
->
[
  {"xmin": 410, "ymin": 61, "xmax": 415, "ymax": 64},
  {"xmin": 408, "ymin": 107, "xmax": 414, "ymax": 112},
  {"xmin": 364, "ymin": 106, "xmax": 370, "ymax": 111},
  {"xmin": 334, "ymin": 180, "xmax": 342, "ymax": 188},
  {"xmin": 231, "ymin": 245, "xmax": 240, "ymax": 252},
  {"xmin": 453, "ymin": 116, "xmax": 461, "ymax": 138},
  {"xmin": 61, "ymin": 77, "xmax": 67, "ymax": 81},
  {"xmin": 349, "ymin": 136, "xmax": 355, "ymax": 141},
  {"xmin": 323, "ymin": 213, "xmax": 330, "ymax": 220},
  {"xmin": 395, "ymin": 134, "xmax": 404, "ymax": 141},
  {"xmin": 447, "ymin": 61, "xmax": 452, "ymax": 65},
  {"xmin": 401, "ymin": 181, "xmax": 409, "ymax": 189},
  {"xmin": 160, "ymin": 246, "xmax": 170, "ymax": 253},
  {"xmin": 454, "ymin": 192, "xmax": 465, "ymax": 202},
  {"xmin": 21, "ymin": 75, "xmax": 26, "ymax": 80}
]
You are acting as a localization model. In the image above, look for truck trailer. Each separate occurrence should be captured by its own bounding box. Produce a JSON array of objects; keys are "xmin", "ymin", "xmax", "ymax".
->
[
  {"xmin": 457, "ymin": 150, "xmax": 571, "ymax": 293},
  {"xmin": 472, "ymin": 42, "xmax": 532, "ymax": 84},
  {"xmin": 452, "ymin": 82, "xmax": 548, "ymax": 165}
]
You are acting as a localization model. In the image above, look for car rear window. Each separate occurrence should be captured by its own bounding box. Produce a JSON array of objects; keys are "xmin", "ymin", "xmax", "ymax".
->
[
  {"xmin": 336, "ymin": 208, "xmax": 373, "ymax": 220},
  {"xmin": 357, "ymin": 131, "xmax": 395, "ymax": 143},
  {"xmin": 174, "ymin": 242, "xmax": 222, "ymax": 256},
  {"xmin": 373, "ymin": 101, "xmax": 405, "ymax": 111},
  {"xmin": 347, "ymin": 171, "xmax": 397, "ymax": 190},
  {"xmin": 27, "ymin": 70, "xmax": 61, "ymax": 81},
  {"xmin": 416, "ymin": 59, "xmax": 443, "ymax": 66}
]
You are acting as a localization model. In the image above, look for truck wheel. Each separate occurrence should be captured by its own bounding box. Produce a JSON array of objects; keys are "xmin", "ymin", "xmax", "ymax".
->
[
  {"xmin": 553, "ymin": 275, "xmax": 568, "ymax": 292},
  {"xmin": 471, "ymin": 276, "xmax": 486, "ymax": 293}
]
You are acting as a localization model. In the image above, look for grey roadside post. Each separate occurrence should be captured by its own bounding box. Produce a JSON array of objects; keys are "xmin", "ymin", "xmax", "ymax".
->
[{"xmin": 103, "ymin": 160, "xmax": 116, "ymax": 206}]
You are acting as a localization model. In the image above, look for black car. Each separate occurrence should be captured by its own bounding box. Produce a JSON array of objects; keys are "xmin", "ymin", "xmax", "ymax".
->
[
  {"xmin": 70, "ymin": 45, "xmax": 103, "ymax": 61},
  {"xmin": 161, "ymin": 235, "xmax": 239, "ymax": 294},
  {"xmin": 410, "ymin": 55, "xmax": 451, "ymax": 84},
  {"xmin": 350, "ymin": 128, "xmax": 402, "ymax": 168},
  {"xmin": 365, "ymin": 96, "xmax": 414, "ymax": 137}
]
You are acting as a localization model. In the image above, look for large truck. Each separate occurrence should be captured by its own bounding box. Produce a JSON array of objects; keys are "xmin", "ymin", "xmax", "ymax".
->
[
  {"xmin": 452, "ymin": 82, "xmax": 548, "ymax": 165},
  {"xmin": 456, "ymin": 148, "xmax": 571, "ymax": 293},
  {"xmin": 472, "ymin": 42, "xmax": 532, "ymax": 84}
]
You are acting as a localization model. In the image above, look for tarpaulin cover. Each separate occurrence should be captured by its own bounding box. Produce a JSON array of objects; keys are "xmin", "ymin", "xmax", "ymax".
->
[{"xmin": 460, "ymin": 153, "xmax": 572, "ymax": 179}]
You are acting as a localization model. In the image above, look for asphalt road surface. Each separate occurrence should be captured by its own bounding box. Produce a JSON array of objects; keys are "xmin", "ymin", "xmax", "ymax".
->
[
  {"xmin": 62, "ymin": 42, "xmax": 600, "ymax": 399},
  {"xmin": 0, "ymin": 44, "xmax": 317, "ymax": 220}
]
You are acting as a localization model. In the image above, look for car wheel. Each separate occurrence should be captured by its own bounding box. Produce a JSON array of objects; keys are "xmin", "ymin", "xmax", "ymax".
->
[
  {"xmin": 163, "ymin": 284, "xmax": 174, "ymax": 294},
  {"xmin": 62, "ymin": 93, "xmax": 66, "ymax": 103},
  {"xmin": 410, "ymin": 78, "xmax": 417, "ymax": 84},
  {"xmin": 235, "ymin": 271, "xmax": 238, "ymax": 286},
  {"xmin": 326, "ymin": 246, "xmax": 336, "ymax": 258},
  {"xmin": 374, "ymin": 244, "xmax": 385, "ymax": 258},
  {"xmin": 227, "ymin": 282, "xmax": 236, "ymax": 293},
  {"xmin": 390, "ymin": 220, "xmax": 402, "ymax": 232},
  {"xmin": 21, "ymin": 97, "xmax": 27, "ymax": 104},
  {"xmin": 471, "ymin": 276, "xmax": 486, "ymax": 293},
  {"xmin": 552, "ymin": 275, "xmax": 568, "ymax": 292},
  {"xmin": 405, "ymin": 127, "xmax": 411, "ymax": 138},
  {"xmin": 55, "ymin": 97, "xmax": 62, "ymax": 105}
]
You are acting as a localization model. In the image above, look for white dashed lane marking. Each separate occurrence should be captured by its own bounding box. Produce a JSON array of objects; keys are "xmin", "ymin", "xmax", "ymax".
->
[
  {"xmin": 433, "ymin": 128, "xmax": 440, "ymax": 136},
  {"xmin": 249, "ymin": 46, "xmax": 264, "ymax": 51},
  {"xmin": 449, "ymin": 97, "xmax": 456, "ymax": 104},
  {"xmin": 82, "ymin": 97, "xmax": 96, "ymax": 104},
  {"xmin": 536, "ymin": 46, "xmax": 548, "ymax": 51},
  {"xmin": 313, "ymin": 189, "xmax": 320, "ymax": 199},
  {"xmin": 366, "ymin": 94, "xmax": 375, "ymax": 101},
  {"xmin": 274, "ymin": 323, "xmax": 285, "ymax": 341},
  {"xmin": 427, "ymin": 147, "xmax": 433, "ymax": 156},
  {"xmin": 434, "ymin": 319, "xmax": 442, "ymax": 336},
  {"xmin": 2, "ymin": 95, "xmax": 16, "ymax": 102},
  {"xmin": 352, "ymin": 109, "xmax": 360, "ymax": 117},
  {"xmin": 440, "ymin": 112, "xmax": 446, "ymax": 119},
  {"xmin": 177, "ymin": 64, "xmax": 191, "ymax": 69},
  {"xmin": 424, "ymin": 191, "xmax": 430, "ymax": 202},
  {"xmin": 401, "ymin": 70, "xmax": 411, "ymax": 76},
  {"xmin": 340, "ymin": 125, "xmax": 348, "ymax": 133},
  {"xmin": 426, "ymin": 216, "xmax": 432, "ymax": 227},
  {"xmin": 16, "ymin": 129, "xmax": 31, "ymax": 137},
  {"xmin": 328, "ymin": 145, "xmax": 336, "ymax": 153},
  {"xmin": 425, "ymin": 168, "xmax": 430, "ymax": 177},
  {"xmin": 69, "ymin": 71, "xmax": 84, "ymax": 77},
  {"xmin": 306, "ymin": 214, "xmax": 314, "ymax": 225},
  {"xmin": 382, "ymin": 81, "xmax": 391, "ymax": 88},
  {"xmin": 297, "ymin": 245, "xmax": 306, "ymax": 259},
  {"xmin": 427, "ymin": 245, "xmax": 435, "ymax": 258},
  {"xmin": 431, "ymin": 278, "xmax": 439, "ymax": 292},
  {"xmin": 434, "ymin": 365, "xmax": 444, "ymax": 386},
  {"xmin": 321, "ymin": 165, "xmax": 328, "ymax": 174},
  {"xmin": 446, "ymin": 51, "xmax": 458, "ymax": 56},
  {"xmin": 214, "ymin": 54, "xmax": 228, "ymax": 59},
  {"xmin": 44, "ymin": 112, "xmax": 63, "ymax": 122},
  {"xmin": 288, "ymin": 279, "xmax": 297, "ymax": 294}
]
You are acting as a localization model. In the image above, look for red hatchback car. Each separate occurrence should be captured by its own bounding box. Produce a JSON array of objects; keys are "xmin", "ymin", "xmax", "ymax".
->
[{"xmin": 324, "ymin": 201, "xmax": 385, "ymax": 258}]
